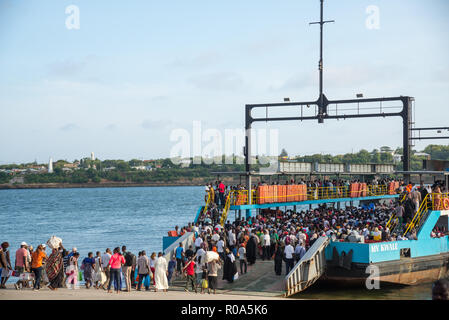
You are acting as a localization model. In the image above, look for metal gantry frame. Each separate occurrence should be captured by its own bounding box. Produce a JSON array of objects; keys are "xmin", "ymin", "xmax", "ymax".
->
[
  {"xmin": 244, "ymin": 96, "xmax": 414, "ymax": 198},
  {"xmin": 241, "ymin": 0, "xmax": 447, "ymax": 210},
  {"xmin": 242, "ymin": 0, "xmax": 417, "ymax": 208}
]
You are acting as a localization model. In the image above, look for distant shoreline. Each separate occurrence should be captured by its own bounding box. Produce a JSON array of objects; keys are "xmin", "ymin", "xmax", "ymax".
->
[
  {"xmin": 0, "ymin": 178, "xmax": 240, "ymax": 190},
  {"xmin": 0, "ymin": 182, "xmax": 203, "ymax": 190}
]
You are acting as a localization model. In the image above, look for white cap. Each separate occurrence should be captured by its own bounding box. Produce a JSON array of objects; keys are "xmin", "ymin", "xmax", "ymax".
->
[
  {"xmin": 21, "ymin": 242, "xmax": 28, "ymax": 246},
  {"xmin": 72, "ymin": 247, "xmax": 77, "ymax": 252},
  {"xmin": 41, "ymin": 244, "xmax": 46, "ymax": 248}
]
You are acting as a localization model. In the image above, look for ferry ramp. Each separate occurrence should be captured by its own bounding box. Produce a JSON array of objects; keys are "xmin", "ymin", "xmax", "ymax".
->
[
  {"xmin": 169, "ymin": 238, "xmax": 330, "ymax": 298},
  {"xmin": 169, "ymin": 260, "xmax": 285, "ymax": 297}
]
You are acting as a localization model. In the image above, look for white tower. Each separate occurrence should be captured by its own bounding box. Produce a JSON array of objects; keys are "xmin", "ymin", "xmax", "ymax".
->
[
  {"xmin": 48, "ymin": 158, "xmax": 53, "ymax": 173},
  {"xmin": 91, "ymin": 152, "xmax": 95, "ymax": 161}
]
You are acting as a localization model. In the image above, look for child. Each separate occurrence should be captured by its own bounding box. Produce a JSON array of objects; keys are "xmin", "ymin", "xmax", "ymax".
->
[
  {"xmin": 195, "ymin": 258, "xmax": 203, "ymax": 293},
  {"xmin": 66, "ymin": 252, "xmax": 80, "ymax": 289},
  {"xmin": 200, "ymin": 265, "xmax": 208, "ymax": 294},
  {"xmin": 167, "ymin": 256, "xmax": 176, "ymax": 284}
]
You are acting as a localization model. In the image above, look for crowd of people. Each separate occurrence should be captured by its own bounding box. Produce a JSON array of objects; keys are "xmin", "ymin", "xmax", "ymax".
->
[
  {"xmin": 1, "ymin": 179, "xmax": 447, "ymax": 296},
  {"xmin": 0, "ymin": 242, "xmax": 173, "ymax": 294},
  {"xmin": 180, "ymin": 179, "xmax": 449, "ymax": 282}
]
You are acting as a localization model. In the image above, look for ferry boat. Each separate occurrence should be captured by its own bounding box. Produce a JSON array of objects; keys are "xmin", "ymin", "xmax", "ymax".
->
[{"xmin": 162, "ymin": 174, "xmax": 449, "ymax": 297}]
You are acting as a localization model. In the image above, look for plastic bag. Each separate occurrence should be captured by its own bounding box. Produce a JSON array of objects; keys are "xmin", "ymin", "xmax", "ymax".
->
[
  {"xmin": 202, "ymin": 279, "xmax": 208, "ymax": 289},
  {"xmin": 65, "ymin": 265, "xmax": 75, "ymax": 275},
  {"xmin": 233, "ymin": 272, "xmax": 239, "ymax": 281},
  {"xmin": 144, "ymin": 273, "xmax": 151, "ymax": 288},
  {"xmin": 41, "ymin": 270, "xmax": 49, "ymax": 284},
  {"xmin": 46, "ymin": 236, "xmax": 62, "ymax": 250},
  {"xmin": 19, "ymin": 272, "xmax": 34, "ymax": 281},
  {"xmin": 78, "ymin": 271, "xmax": 83, "ymax": 281},
  {"xmin": 204, "ymin": 251, "xmax": 220, "ymax": 263}
]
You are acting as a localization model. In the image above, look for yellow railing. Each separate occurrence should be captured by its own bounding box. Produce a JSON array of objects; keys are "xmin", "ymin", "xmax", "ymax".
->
[
  {"xmin": 386, "ymin": 213, "xmax": 399, "ymax": 231},
  {"xmin": 402, "ymin": 193, "xmax": 429, "ymax": 237},
  {"xmin": 202, "ymin": 191, "xmax": 212, "ymax": 217},
  {"xmin": 402, "ymin": 192, "xmax": 449, "ymax": 237},
  {"xmin": 220, "ymin": 193, "xmax": 232, "ymax": 226},
  {"xmin": 228, "ymin": 184, "xmax": 395, "ymax": 206}
]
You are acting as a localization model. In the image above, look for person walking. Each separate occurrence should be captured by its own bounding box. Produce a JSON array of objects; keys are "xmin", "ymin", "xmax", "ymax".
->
[
  {"xmin": 222, "ymin": 248, "xmax": 237, "ymax": 283},
  {"xmin": 14, "ymin": 242, "xmax": 30, "ymax": 290},
  {"xmin": 30, "ymin": 244, "xmax": 47, "ymax": 291},
  {"xmin": 294, "ymin": 242, "xmax": 306, "ymax": 265},
  {"xmin": 46, "ymin": 244, "xmax": 65, "ymax": 291},
  {"xmin": 154, "ymin": 252, "xmax": 169, "ymax": 292},
  {"xmin": 284, "ymin": 242, "xmax": 294, "ymax": 275},
  {"xmin": 81, "ymin": 252, "xmax": 95, "ymax": 289},
  {"xmin": 218, "ymin": 181, "xmax": 226, "ymax": 208},
  {"xmin": 183, "ymin": 255, "xmax": 196, "ymax": 293},
  {"xmin": 167, "ymin": 256, "xmax": 176, "ymax": 285},
  {"xmin": 395, "ymin": 203, "xmax": 405, "ymax": 230},
  {"xmin": 122, "ymin": 246, "xmax": 136, "ymax": 292},
  {"xmin": 107, "ymin": 247, "xmax": 125, "ymax": 294},
  {"xmin": 0, "ymin": 242, "xmax": 12, "ymax": 289},
  {"xmin": 137, "ymin": 250, "xmax": 151, "ymax": 291},
  {"xmin": 93, "ymin": 251, "xmax": 104, "ymax": 289},
  {"xmin": 246, "ymin": 235, "xmax": 257, "ymax": 265},
  {"xmin": 101, "ymin": 248, "xmax": 112, "ymax": 290},
  {"xmin": 150, "ymin": 252, "xmax": 157, "ymax": 286},
  {"xmin": 175, "ymin": 243, "xmax": 184, "ymax": 278},
  {"xmin": 262, "ymin": 230, "xmax": 271, "ymax": 261},
  {"xmin": 65, "ymin": 252, "xmax": 80, "ymax": 289},
  {"xmin": 237, "ymin": 243, "xmax": 247, "ymax": 274},
  {"xmin": 207, "ymin": 259, "xmax": 221, "ymax": 295},
  {"xmin": 273, "ymin": 242, "xmax": 284, "ymax": 276}
]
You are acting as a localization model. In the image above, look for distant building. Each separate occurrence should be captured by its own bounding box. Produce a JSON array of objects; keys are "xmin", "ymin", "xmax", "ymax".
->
[
  {"xmin": 63, "ymin": 163, "xmax": 79, "ymax": 169},
  {"xmin": 414, "ymin": 152, "xmax": 431, "ymax": 160},
  {"xmin": 91, "ymin": 152, "xmax": 95, "ymax": 161},
  {"xmin": 131, "ymin": 165, "xmax": 152, "ymax": 171},
  {"xmin": 48, "ymin": 158, "xmax": 53, "ymax": 173}
]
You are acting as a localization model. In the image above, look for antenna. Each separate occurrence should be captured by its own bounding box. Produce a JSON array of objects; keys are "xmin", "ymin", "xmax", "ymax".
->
[{"xmin": 309, "ymin": 0, "xmax": 335, "ymax": 123}]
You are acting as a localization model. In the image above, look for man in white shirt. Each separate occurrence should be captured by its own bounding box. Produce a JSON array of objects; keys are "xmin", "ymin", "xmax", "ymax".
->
[
  {"xmin": 101, "ymin": 248, "xmax": 112, "ymax": 290},
  {"xmin": 228, "ymin": 230, "xmax": 236, "ymax": 249},
  {"xmin": 196, "ymin": 246, "xmax": 206, "ymax": 264},
  {"xmin": 262, "ymin": 230, "xmax": 271, "ymax": 261},
  {"xmin": 237, "ymin": 244, "xmax": 247, "ymax": 274},
  {"xmin": 194, "ymin": 236, "xmax": 203, "ymax": 252},
  {"xmin": 217, "ymin": 238, "xmax": 225, "ymax": 261},
  {"xmin": 284, "ymin": 243, "xmax": 294, "ymax": 275},
  {"xmin": 211, "ymin": 232, "xmax": 220, "ymax": 243}
]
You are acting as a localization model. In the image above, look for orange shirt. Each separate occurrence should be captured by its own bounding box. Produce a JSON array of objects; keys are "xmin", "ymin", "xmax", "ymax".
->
[{"xmin": 31, "ymin": 251, "xmax": 47, "ymax": 268}]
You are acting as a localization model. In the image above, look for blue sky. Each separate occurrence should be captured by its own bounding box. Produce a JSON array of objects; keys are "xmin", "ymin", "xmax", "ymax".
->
[{"xmin": 0, "ymin": 0, "xmax": 448, "ymax": 163}]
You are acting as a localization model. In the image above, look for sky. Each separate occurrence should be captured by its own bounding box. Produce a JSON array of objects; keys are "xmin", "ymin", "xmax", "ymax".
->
[{"xmin": 0, "ymin": 0, "xmax": 448, "ymax": 164}]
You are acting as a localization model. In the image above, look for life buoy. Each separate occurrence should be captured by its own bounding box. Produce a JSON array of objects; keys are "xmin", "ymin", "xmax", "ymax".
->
[{"xmin": 443, "ymin": 198, "xmax": 449, "ymax": 210}]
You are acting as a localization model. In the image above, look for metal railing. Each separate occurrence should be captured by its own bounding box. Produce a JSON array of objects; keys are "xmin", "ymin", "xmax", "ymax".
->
[
  {"xmin": 219, "ymin": 193, "xmax": 232, "ymax": 226},
  {"xmin": 229, "ymin": 183, "xmax": 395, "ymax": 206},
  {"xmin": 402, "ymin": 192, "xmax": 449, "ymax": 237},
  {"xmin": 202, "ymin": 191, "xmax": 212, "ymax": 217}
]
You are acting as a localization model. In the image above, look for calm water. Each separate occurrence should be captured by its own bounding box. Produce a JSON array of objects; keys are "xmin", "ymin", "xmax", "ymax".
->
[
  {"xmin": 0, "ymin": 186, "xmax": 434, "ymax": 299},
  {"xmin": 0, "ymin": 186, "xmax": 201, "ymax": 265}
]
